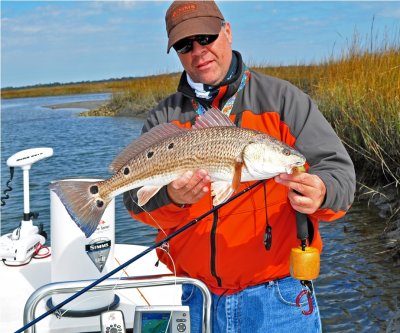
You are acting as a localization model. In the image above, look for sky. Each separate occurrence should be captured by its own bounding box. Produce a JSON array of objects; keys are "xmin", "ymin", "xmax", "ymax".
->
[{"xmin": 1, "ymin": 1, "xmax": 399, "ymax": 88}]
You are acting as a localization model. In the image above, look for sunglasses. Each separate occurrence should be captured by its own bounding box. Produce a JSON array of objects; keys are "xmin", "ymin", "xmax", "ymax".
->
[{"xmin": 173, "ymin": 34, "xmax": 219, "ymax": 54}]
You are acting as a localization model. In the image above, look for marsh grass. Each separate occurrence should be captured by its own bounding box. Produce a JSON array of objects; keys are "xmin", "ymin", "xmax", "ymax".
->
[
  {"xmin": 314, "ymin": 32, "xmax": 400, "ymax": 185},
  {"xmin": 253, "ymin": 29, "xmax": 400, "ymax": 185},
  {"xmin": 107, "ymin": 74, "xmax": 180, "ymax": 116}
]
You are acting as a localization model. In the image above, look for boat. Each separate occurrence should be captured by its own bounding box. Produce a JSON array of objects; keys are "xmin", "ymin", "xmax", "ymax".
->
[{"xmin": 0, "ymin": 148, "xmax": 212, "ymax": 333}]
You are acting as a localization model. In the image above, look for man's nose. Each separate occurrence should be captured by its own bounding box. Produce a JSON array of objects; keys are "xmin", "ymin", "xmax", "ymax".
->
[{"xmin": 191, "ymin": 40, "xmax": 207, "ymax": 55}]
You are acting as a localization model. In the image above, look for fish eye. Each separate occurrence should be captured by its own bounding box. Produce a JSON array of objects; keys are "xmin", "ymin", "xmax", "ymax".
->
[{"xmin": 282, "ymin": 148, "xmax": 291, "ymax": 156}]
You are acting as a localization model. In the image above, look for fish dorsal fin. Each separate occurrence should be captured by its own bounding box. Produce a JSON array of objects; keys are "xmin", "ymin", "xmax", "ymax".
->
[
  {"xmin": 109, "ymin": 123, "xmax": 187, "ymax": 172},
  {"xmin": 192, "ymin": 108, "xmax": 235, "ymax": 129}
]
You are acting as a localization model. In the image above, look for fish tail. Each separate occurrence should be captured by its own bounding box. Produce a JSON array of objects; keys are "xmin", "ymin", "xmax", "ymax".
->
[{"xmin": 49, "ymin": 180, "xmax": 110, "ymax": 238}]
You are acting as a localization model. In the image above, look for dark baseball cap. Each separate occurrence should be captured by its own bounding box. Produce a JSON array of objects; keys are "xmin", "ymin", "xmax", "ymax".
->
[{"xmin": 165, "ymin": 1, "xmax": 224, "ymax": 53}]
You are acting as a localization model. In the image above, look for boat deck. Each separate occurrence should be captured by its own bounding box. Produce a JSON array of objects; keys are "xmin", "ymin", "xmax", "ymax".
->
[{"xmin": 0, "ymin": 244, "xmax": 181, "ymax": 332}]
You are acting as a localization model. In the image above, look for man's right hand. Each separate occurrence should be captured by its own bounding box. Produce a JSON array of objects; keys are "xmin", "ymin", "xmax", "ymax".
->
[{"xmin": 167, "ymin": 169, "xmax": 210, "ymax": 206}]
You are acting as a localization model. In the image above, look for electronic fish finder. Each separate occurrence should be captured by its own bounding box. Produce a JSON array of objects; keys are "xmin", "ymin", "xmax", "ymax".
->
[{"xmin": 133, "ymin": 305, "xmax": 190, "ymax": 333}]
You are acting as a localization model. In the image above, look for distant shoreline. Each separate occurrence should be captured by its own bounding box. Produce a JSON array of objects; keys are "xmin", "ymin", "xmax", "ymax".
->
[
  {"xmin": 43, "ymin": 99, "xmax": 109, "ymax": 110},
  {"xmin": 43, "ymin": 98, "xmax": 147, "ymax": 117}
]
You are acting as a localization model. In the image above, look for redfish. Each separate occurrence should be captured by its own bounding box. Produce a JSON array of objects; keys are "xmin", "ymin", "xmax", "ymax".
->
[{"xmin": 50, "ymin": 108, "xmax": 305, "ymax": 237}]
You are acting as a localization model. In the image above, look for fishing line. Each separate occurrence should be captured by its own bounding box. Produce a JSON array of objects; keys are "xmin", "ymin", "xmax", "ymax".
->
[
  {"xmin": 127, "ymin": 190, "xmax": 169, "ymax": 238},
  {"xmin": 158, "ymin": 244, "xmax": 179, "ymax": 305},
  {"xmin": 127, "ymin": 188, "xmax": 176, "ymax": 273},
  {"xmin": 57, "ymin": 266, "xmax": 126, "ymax": 318},
  {"xmin": 157, "ymin": 246, "xmax": 177, "ymax": 333},
  {"xmin": 116, "ymin": 245, "xmax": 178, "ymax": 306},
  {"xmin": 16, "ymin": 179, "xmax": 264, "ymax": 333},
  {"xmin": 56, "ymin": 257, "xmax": 128, "ymax": 318},
  {"xmin": 114, "ymin": 257, "xmax": 151, "ymax": 306},
  {"xmin": 56, "ymin": 248, "xmax": 175, "ymax": 320},
  {"xmin": 57, "ymin": 294, "xmax": 105, "ymax": 318},
  {"xmin": 106, "ymin": 268, "xmax": 125, "ymax": 313}
]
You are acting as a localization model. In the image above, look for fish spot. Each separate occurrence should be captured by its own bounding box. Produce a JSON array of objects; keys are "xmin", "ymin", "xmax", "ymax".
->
[
  {"xmin": 96, "ymin": 200, "xmax": 104, "ymax": 208},
  {"xmin": 124, "ymin": 167, "xmax": 130, "ymax": 175},
  {"xmin": 283, "ymin": 148, "xmax": 291, "ymax": 156},
  {"xmin": 147, "ymin": 151, "xmax": 154, "ymax": 158},
  {"xmin": 90, "ymin": 185, "xmax": 99, "ymax": 194},
  {"xmin": 168, "ymin": 143, "xmax": 174, "ymax": 149}
]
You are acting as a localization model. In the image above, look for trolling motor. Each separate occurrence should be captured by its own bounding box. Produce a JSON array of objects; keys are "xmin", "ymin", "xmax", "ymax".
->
[{"xmin": 0, "ymin": 148, "xmax": 53, "ymax": 265}]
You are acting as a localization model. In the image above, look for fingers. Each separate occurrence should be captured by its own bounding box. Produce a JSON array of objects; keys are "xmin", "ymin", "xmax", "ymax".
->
[
  {"xmin": 287, "ymin": 190, "xmax": 316, "ymax": 215},
  {"xmin": 168, "ymin": 169, "xmax": 211, "ymax": 205},
  {"xmin": 274, "ymin": 172, "xmax": 326, "ymax": 214}
]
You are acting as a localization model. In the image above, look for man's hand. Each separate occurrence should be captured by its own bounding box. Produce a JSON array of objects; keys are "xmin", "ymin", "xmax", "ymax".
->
[
  {"xmin": 167, "ymin": 169, "xmax": 211, "ymax": 206},
  {"xmin": 274, "ymin": 172, "xmax": 326, "ymax": 214}
]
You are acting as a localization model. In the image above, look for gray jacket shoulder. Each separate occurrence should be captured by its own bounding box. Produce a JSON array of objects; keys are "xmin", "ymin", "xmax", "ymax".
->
[{"xmin": 143, "ymin": 93, "xmax": 196, "ymax": 133}]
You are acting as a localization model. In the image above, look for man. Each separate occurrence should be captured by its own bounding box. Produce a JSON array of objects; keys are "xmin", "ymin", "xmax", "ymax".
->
[{"xmin": 124, "ymin": 1, "xmax": 355, "ymax": 332}]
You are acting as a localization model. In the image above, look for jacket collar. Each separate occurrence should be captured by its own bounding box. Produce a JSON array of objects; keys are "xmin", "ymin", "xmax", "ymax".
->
[{"xmin": 177, "ymin": 51, "xmax": 245, "ymax": 109}]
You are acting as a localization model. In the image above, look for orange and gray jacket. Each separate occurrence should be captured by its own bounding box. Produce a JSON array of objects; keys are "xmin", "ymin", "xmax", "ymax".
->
[{"xmin": 124, "ymin": 51, "xmax": 355, "ymax": 295}]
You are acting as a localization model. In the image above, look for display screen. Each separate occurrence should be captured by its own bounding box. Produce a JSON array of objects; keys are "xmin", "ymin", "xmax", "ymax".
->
[{"xmin": 141, "ymin": 312, "xmax": 171, "ymax": 333}]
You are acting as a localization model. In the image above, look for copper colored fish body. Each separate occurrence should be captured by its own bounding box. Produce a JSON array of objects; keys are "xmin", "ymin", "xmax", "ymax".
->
[{"xmin": 50, "ymin": 109, "xmax": 305, "ymax": 237}]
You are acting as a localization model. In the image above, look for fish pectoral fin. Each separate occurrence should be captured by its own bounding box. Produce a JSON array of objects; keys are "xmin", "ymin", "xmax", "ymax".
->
[
  {"xmin": 137, "ymin": 185, "xmax": 163, "ymax": 206},
  {"xmin": 232, "ymin": 157, "xmax": 243, "ymax": 191},
  {"xmin": 211, "ymin": 181, "xmax": 234, "ymax": 206}
]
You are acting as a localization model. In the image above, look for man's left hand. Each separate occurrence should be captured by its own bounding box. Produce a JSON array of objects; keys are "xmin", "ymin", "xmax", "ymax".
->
[{"xmin": 274, "ymin": 173, "xmax": 326, "ymax": 214}]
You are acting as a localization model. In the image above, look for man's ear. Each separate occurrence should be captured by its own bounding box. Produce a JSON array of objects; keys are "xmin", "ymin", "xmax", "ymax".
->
[{"xmin": 223, "ymin": 22, "xmax": 233, "ymax": 44}]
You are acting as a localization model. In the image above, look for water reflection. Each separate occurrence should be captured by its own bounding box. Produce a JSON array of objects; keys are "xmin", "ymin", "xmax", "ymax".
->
[{"xmin": 317, "ymin": 202, "xmax": 400, "ymax": 332}]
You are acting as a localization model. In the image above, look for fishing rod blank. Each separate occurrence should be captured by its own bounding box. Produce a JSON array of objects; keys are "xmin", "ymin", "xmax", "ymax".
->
[{"xmin": 16, "ymin": 179, "xmax": 265, "ymax": 333}]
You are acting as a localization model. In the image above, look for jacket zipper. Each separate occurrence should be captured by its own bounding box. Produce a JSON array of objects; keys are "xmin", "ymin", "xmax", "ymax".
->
[{"xmin": 210, "ymin": 210, "xmax": 222, "ymax": 287}]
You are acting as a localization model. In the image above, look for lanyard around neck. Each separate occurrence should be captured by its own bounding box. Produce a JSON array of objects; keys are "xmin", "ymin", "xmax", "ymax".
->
[{"xmin": 192, "ymin": 66, "xmax": 250, "ymax": 116}]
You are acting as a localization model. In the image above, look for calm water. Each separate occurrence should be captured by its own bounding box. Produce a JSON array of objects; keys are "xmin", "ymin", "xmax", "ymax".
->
[{"xmin": 1, "ymin": 94, "xmax": 399, "ymax": 332}]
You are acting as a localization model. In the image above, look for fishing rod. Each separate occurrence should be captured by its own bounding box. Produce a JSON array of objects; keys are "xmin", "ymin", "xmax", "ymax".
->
[{"xmin": 16, "ymin": 179, "xmax": 265, "ymax": 333}]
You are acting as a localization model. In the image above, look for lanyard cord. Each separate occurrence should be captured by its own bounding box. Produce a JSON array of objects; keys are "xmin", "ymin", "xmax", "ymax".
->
[
  {"xmin": 263, "ymin": 181, "xmax": 272, "ymax": 251},
  {"xmin": 192, "ymin": 66, "xmax": 250, "ymax": 116}
]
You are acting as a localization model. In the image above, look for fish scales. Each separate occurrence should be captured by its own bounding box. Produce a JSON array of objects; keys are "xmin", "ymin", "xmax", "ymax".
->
[
  {"xmin": 101, "ymin": 126, "xmax": 257, "ymax": 200},
  {"xmin": 49, "ymin": 109, "xmax": 305, "ymax": 237}
]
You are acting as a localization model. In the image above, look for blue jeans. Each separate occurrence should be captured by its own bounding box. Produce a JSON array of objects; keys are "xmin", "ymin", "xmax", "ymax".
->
[{"xmin": 181, "ymin": 277, "xmax": 322, "ymax": 333}]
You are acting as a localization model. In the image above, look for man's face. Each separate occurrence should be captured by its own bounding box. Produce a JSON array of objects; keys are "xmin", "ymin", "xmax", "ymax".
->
[{"xmin": 177, "ymin": 22, "xmax": 233, "ymax": 86}]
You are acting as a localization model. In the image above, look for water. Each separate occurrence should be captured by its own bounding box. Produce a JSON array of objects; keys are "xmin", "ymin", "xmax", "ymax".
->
[
  {"xmin": 318, "ymin": 206, "xmax": 400, "ymax": 332},
  {"xmin": 1, "ymin": 94, "xmax": 399, "ymax": 332},
  {"xmin": 0, "ymin": 93, "xmax": 154, "ymax": 246}
]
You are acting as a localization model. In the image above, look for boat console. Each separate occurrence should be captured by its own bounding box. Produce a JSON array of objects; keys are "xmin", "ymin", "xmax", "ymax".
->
[{"xmin": 133, "ymin": 305, "xmax": 190, "ymax": 333}]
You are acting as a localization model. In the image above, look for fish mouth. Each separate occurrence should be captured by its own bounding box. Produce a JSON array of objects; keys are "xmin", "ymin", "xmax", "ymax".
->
[{"xmin": 286, "ymin": 162, "xmax": 306, "ymax": 174}]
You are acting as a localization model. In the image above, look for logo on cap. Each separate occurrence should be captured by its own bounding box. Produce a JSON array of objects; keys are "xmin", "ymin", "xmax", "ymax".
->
[{"xmin": 172, "ymin": 4, "xmax": 197, "ymax": 19}]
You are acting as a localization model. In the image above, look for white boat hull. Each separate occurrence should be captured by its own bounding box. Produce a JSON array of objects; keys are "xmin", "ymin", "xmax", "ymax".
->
[{"xmin": 0, "ymin": 244, "xmax": 181, "ymax": 332}]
